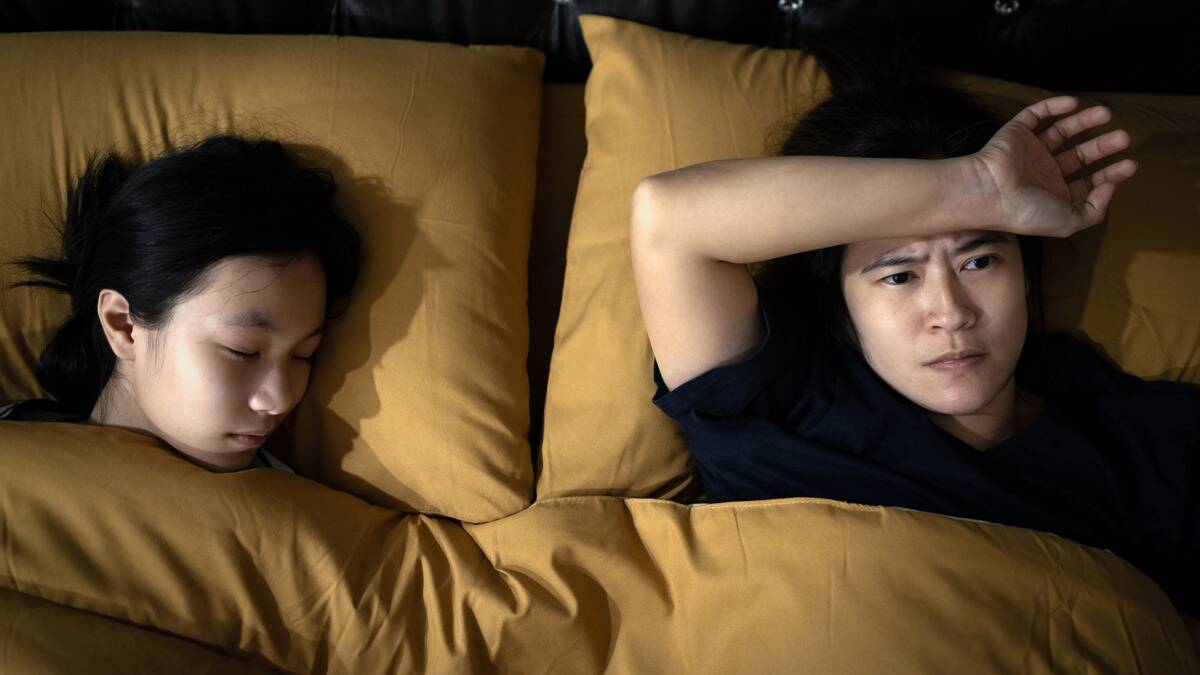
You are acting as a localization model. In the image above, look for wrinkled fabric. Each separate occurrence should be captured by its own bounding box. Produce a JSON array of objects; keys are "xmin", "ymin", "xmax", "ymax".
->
[{"xmin": 1, "ymin": 421, "xmax": 1197, "ymax": 673}]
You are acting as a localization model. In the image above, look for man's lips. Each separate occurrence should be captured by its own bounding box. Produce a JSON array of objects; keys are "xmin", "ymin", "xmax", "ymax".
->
[
  {"xmin": 924, "ymin": 353, "xmax": 987, "ymax": 370},
  {"xmin": 924, "ymin": 350, "xmax": 986, "ymax": 366}
]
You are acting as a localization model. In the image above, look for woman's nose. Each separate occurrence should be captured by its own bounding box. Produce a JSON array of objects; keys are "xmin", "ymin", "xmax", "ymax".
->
[
  {"xmin": 249, "ymin": 364, "xmax": 298, "ymax": 416},
  {"xmin": 925, "ymin": 275, "xmax": 977, "ymax": 332}
]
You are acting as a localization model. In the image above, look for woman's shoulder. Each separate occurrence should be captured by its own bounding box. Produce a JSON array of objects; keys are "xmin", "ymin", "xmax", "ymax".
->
[{"xmin": 0, "ymin": 398, "xmax": 89, "ymax": 423}]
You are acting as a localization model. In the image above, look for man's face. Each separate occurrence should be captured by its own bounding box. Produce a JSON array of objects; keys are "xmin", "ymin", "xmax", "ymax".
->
[{"xmin": 840, "ymin": 230, "xmax": 1028, "ymax": 415}]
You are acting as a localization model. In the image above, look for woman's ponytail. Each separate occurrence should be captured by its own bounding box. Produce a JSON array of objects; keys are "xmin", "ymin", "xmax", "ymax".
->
[
  {"xmin": 61, "ymin": 154, "xmax": 128, "ymax": 301},
  {"xmin": 6, "ymin": 153, "xmax": 128, "ymax": 412},
  {"xmin": 31, "ymin": 311, "xmax": 115, "ymax": 411}
]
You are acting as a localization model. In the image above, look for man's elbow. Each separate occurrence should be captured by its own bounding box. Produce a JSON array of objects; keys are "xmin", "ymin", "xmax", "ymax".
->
[{"xmin": 630, "ymin": 175, "xmax": 670, "ymax": 246}]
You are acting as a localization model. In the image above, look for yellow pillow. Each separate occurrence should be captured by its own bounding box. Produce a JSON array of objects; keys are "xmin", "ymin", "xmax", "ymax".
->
[
  {"xmin": 538, "ymin": 15, "xmax": 1200, "ymax": 501},
  {"xmin": 0, "ymin": 32, "xmax": 544, "ymax": 522}
]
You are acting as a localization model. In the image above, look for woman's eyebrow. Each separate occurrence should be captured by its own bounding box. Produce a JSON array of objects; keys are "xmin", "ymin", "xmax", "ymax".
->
[
  {"xmin": 859, "ymin": 232, "xmax": 1010, "ymax": 275},
  {"xmin": 223, "ymin": 309, "xmax": 324, "ymax": 338}
]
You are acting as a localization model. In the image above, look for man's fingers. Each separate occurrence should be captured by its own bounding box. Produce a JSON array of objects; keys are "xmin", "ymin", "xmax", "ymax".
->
[
  {"xmin": 1066, "ymin": 159, "xmax": 1137, "ymax": 214},
  {"xmin": 1106, "ymin": 158, "xmax": 1139, "ymax": 184},
  {"xmin": 1011, "ymin": 95, "xmax": 1080, "ymax": 132},
  {"xmin": 1066, "ymin": 175, "xmax": 1091, "ymax": 205},
  {"xmin": 1073, "ymin": 159, "xmax": 1139, "ymax": 230},
  {"xmin": 1039, "ymin": 105, "xmax": 1114, "ymax": 154},
  {"xmin": 1083, "ymin": 158, "xmax": 1139, "ymax": 190},
  {"xmin": 1055, "ymin": 128, "xmax": 1131, "ymax": 176},
  {"xmin": 1079, "ymin": 182, "xmax": 1117, "ymax": 229}
]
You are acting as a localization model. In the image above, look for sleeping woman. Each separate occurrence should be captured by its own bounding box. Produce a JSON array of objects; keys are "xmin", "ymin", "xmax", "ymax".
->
[
  {"xmin": 1, "ymin": 135, "xmax": 360, "ymax": 473},
  {"xmin": 630, "ymin": 82, "xmax": 1200, "ymax": 640}
]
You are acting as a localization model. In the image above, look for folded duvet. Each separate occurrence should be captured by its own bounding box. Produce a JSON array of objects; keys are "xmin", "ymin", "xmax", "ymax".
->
[{"xmin": 1, "ymin": 422, "xmax": 1196, "ymax": 673}]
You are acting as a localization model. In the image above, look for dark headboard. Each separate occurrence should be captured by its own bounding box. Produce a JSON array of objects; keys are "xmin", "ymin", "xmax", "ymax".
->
[{"xmin": 2, "ymin": 1, "xmax": 1197, "ymax": 92}]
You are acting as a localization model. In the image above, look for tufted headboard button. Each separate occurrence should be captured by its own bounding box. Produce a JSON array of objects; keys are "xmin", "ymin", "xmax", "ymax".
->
[{"xmin": 993, "ymin": 0, "xmax": 1020, "ymax": 16}]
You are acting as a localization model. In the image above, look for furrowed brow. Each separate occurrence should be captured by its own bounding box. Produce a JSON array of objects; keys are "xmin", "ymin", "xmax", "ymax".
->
[
  {"xmin": 859, "ymin": 232, "xmax": 1011, "ymax": 275},
  {"xmin": 860, "ymin": 253, "xmax": 927, "ymax": 275},
  {"xmin": 952, "ymin": 231, "xmax": 1010, "ymax": 255}
]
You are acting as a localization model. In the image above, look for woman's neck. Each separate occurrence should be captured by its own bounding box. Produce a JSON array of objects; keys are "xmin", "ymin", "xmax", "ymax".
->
[{"xmin": 87, "ymin": 380, "xmax": 154, "ymax": 440}]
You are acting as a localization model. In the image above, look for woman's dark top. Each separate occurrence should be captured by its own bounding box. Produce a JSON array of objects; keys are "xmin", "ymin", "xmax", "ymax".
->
[
  {"xmin": 651, "ymin": 282, "xmax": 1199, "ymax": 616},
  {"xmin": 0, "ymin": 398, "xmax": 293, "ymax": 471}
]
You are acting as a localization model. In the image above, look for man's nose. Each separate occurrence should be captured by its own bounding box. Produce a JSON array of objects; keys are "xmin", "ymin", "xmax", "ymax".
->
[{"xmin": 925, "ymin": 274, "xmax": 977, "ymax": 331}]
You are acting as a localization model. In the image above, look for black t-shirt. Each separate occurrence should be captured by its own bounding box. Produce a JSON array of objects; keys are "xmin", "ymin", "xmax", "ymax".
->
[{"xmin": 651, "ymin": 282, "xmax": 1200, "ymax": 616}]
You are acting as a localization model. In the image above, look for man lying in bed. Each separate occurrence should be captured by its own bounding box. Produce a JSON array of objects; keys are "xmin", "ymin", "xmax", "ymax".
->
[{"xmin": 631, "ymin": 82, "xmax": 1200, "ymax": 651}]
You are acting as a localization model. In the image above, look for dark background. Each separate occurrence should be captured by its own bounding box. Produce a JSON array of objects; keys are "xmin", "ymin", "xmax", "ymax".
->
[{"xmin": 2, "ymin": 0, "xmax": 1198, "ymax": 92}]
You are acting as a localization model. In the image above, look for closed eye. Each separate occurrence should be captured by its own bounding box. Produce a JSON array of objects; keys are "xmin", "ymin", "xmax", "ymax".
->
[{"xmin": 225, "ymin": 347, "xmax": 314, "ymax": 363}]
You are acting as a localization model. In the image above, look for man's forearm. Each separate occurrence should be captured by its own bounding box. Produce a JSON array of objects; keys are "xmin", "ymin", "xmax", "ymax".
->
[{"xmin": 630, "ymin": 155, "xmax": 999, "ymax": 265}]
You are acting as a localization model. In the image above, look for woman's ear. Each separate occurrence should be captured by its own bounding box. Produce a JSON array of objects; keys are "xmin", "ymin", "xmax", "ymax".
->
[{"xmin": 96, "ymin": 288, "xmax": 137, "ymax": 361}]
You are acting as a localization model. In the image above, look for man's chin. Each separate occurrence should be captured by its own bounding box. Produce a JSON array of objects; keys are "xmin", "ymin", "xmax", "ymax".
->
[{"xmin": 912, "ymin": 388, "xmax": 996, "ymax": 417}]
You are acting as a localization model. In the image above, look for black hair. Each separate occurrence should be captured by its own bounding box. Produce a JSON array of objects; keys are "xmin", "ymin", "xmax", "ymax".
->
[
  {"xmin": 6, "ymin": 135, "xmax": 361, "ymax": 413},
  {"xmin": 756, "ymin": 79, "xmax": 1045, "ymax": 360}
]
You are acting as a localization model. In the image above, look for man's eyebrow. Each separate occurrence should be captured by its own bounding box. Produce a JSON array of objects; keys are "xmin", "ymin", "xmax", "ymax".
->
[
  {"xmin": 223, "ymin": 309, "xmax": 324, "ymax": 339},
  {"xmin": 859, "ymin": 232, "xmax": 1011, "ymax": 275}
]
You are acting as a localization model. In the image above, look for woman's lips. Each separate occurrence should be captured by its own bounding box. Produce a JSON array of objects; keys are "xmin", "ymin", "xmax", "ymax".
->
[
  {"xmin": 925, "ymin": 354, "xmax": 986, "ymax": 371},
  {"xmin": 228, "ymin": 433, "xmax": 267, "ymax": 446}
]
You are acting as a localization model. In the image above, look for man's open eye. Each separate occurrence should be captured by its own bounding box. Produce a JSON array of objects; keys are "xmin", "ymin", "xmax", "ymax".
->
[
  {"xmin": 882, "ymin": 271, "xmax": 914, "ymax": 286},
  {"xmin": 964, "ymin": 255, "xmax": 997, "ymax": 271}
]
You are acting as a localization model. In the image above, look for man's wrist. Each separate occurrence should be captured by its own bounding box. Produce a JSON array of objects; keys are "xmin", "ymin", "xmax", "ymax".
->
[{"xmin": 941, "ymin": 155, "xmax": 1007, "ymax": 234}]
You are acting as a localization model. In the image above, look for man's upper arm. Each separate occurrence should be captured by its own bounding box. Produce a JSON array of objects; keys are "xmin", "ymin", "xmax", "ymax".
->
[{"xmin": 632, "ymin": 237, "xmax": 763, "ymax": 392}]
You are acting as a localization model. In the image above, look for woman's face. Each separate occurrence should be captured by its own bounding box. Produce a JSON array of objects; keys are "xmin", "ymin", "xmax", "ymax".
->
[
  {"xmin": 840, "ymin": 230, "xmax": 1027, "ymax": 416},
  {"xmin": 117, "ymin": 253, "xmax": 327, "ymax": 471}
]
